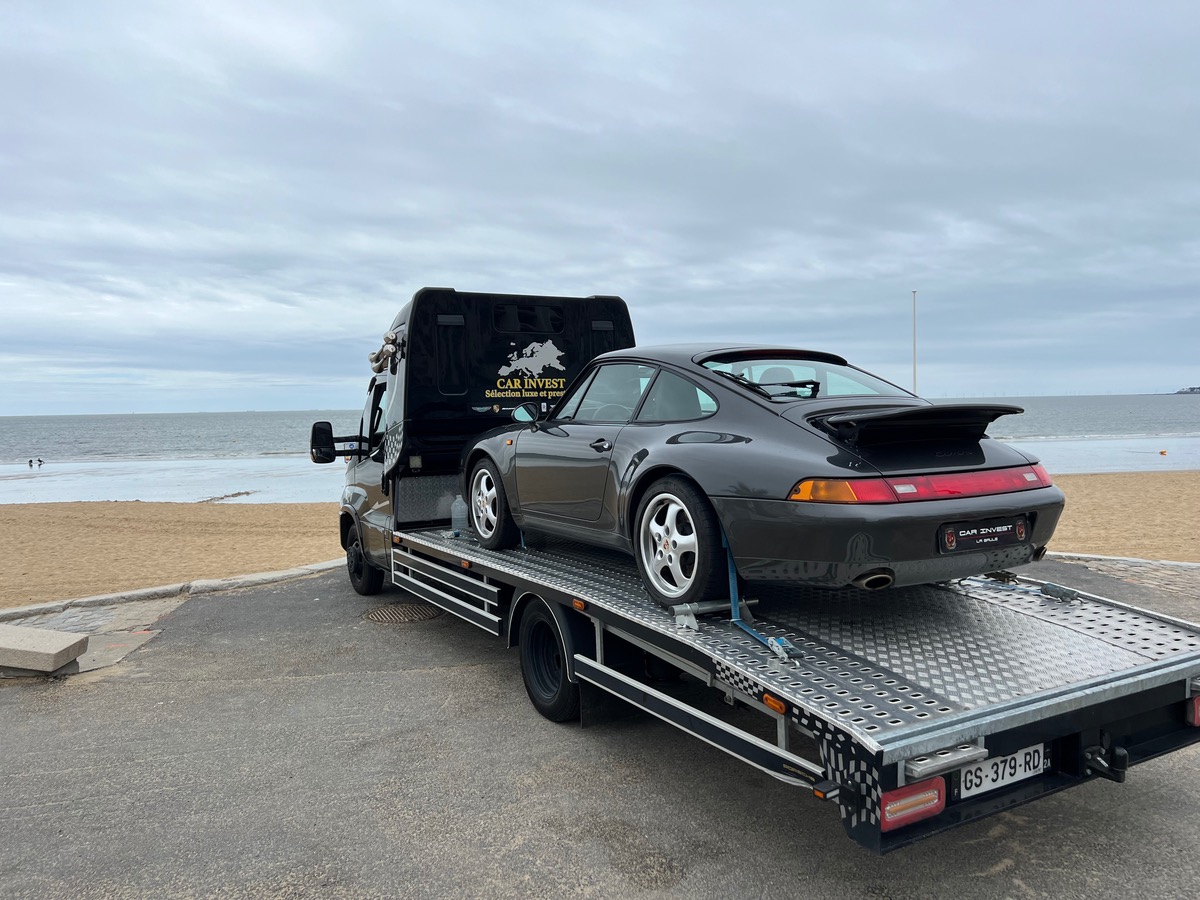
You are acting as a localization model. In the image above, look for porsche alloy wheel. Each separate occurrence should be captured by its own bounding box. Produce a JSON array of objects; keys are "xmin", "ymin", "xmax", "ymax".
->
[
  {"xmin": 635, "ymin": 477, "xmax": 724, "ymax": 608},
  {"xmin": 470, "ymin": 459, "xmax": 519, "ymax": 550}
]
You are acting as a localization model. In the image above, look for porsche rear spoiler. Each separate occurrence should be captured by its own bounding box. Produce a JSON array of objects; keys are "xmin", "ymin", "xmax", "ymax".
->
[{"xmin": 811, "ymin": 404, "xmax": 1023, "ymax": 447}]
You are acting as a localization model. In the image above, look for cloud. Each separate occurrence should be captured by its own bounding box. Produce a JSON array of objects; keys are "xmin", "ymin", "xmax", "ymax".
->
[{"xmin": 1, "ymin": 1, "xmax": 1198, "ymax": 414}]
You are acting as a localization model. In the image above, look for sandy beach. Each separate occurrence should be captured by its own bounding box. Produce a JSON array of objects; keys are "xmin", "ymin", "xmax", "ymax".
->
[{"xmin": 1, "ymin": 472, "xmax": 1197, "ymax": 611}]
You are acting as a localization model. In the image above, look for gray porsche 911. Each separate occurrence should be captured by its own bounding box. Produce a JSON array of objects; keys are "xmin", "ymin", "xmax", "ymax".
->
[{"xmin": 462, "ymin": 345, "xmax": 1065, "ymax": 608}]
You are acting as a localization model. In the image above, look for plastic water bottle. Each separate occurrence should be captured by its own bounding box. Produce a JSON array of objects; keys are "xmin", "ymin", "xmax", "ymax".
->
[{"xmin": 451, "ymin": 494, "xmax": 468, "ymax": 538}]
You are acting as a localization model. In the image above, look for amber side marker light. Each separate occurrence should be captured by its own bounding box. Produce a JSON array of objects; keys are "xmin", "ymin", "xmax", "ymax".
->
[
  {"xmin": 762, "ymin": 693, "xmax": 788, "ymax": 715},
  {"xmin": 460, "ymin": 560, "xmax": 471, "ymax": 569},
  {"xmin": 880, "ymin": 776, "xmax": 945, "ymax": 832},
  {"xmin": 572, "ymin": 599, "xmax": 588, "ymax": 612}
]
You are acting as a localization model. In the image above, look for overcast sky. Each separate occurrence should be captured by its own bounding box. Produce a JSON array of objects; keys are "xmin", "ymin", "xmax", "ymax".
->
[{"xmin": 2, "ymin": 1, "xmax": 1198, "ymax": 415}]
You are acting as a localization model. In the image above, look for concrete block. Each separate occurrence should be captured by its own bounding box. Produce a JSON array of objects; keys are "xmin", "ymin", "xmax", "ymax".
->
[{"xmin": 0, "ymin": 623, "xmax": 89, "ymax": 672}]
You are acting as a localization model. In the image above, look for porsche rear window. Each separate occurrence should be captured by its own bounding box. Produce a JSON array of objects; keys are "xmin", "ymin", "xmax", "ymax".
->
[{"xmin": 701, "ymin": 357, "xmax": 910, "ymax": 400}]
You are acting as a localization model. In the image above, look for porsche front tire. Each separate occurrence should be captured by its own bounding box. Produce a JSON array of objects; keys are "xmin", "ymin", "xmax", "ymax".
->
[{"xmin": 469, "ymin": 459, "xmax": 520, "ymax": 550}]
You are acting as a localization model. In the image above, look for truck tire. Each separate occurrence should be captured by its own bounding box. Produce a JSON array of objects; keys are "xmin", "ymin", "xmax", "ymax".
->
[
  {"xmin": 469, "ymin": 459, "xmax": 520, "ymax": 550},
  {"xmin": 346, "ymin": 525, "xmax": 385, "ymax": 595},
  {"xmin": 518, "ymin": 598, "xmax": 580, "ymax": 722},
  {"xmin": 633, "ymin": 476, "xmax": 726, "ymax": 609}
]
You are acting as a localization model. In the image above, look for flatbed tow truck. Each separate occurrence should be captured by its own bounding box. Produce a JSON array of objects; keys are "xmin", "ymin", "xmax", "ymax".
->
[
  {"xmin": 312, "ymin": 288, "xmax": 1200, "ymax": 853},
  {"xmin": 386, "ymin": 526, "xmax": 1200, "ymax": 854}
]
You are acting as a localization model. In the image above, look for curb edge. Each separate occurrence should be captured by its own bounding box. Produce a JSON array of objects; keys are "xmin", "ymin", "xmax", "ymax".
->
[{"xmin": 0, "ymin": 559, "xmax": 345, "ymax": 622}]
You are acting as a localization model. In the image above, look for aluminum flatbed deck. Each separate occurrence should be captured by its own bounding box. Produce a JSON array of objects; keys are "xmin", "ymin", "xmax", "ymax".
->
[{"xmin": 391, "ymin": 527, "xmax": 1200, "ymax": 853}]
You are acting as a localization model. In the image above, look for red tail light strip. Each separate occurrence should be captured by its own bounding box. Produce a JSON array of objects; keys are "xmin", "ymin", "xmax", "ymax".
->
[
  {"xmin": 886, "ymin": 464, "xmax": 1052, "ymax": 502},
  {"xmin": 789, "ymin": 464, "xmax": 1053, "ymax": 504}
]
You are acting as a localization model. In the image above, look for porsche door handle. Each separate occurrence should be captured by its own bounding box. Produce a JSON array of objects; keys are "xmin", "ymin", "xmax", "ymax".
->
[{"xmin": 589, "ymin": 439, "xmax": 612, "ymax": 452}]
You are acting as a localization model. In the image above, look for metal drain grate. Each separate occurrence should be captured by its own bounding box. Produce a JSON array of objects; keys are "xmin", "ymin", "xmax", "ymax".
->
[{"xmin": 364, "ymin": 603, "xmax": 443, "ymax": 624}]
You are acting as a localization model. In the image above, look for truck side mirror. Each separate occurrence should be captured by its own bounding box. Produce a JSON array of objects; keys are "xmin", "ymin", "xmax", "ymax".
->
[
  {"xmin": 310, "ymin": 421, "xmax": 337, "ymax": 464},
  {"xmin": 512, "ymin": 402, "xmax": 540, "ymax": 423}
]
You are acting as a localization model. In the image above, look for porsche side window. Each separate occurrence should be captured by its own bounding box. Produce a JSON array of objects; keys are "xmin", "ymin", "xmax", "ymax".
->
[
  {"xmin": 554, "ymin": 369, "xmax": 597, "ymax": 420},
  {"xmin": 571, "ymin": 364, "xmax": 655, "ymax": 423},
  {"xmin": 636, "ymin": 371, "xmax": 717, "ymax": 422}
]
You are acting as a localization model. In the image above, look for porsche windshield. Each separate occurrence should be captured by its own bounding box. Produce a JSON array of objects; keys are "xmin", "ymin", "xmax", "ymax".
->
[{"xmin": 701, "ymin": 357, "xmax": 912, "ymax": 400}]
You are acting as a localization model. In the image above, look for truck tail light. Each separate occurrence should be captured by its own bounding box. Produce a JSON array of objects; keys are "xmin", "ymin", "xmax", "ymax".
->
[
  {"xmin": 880, "ymin": 776, "xmax": 945, "ymax": 832},
  {"xmin": 1188, "ymin": 696, "xmax": 1200, "ymax": 726}
]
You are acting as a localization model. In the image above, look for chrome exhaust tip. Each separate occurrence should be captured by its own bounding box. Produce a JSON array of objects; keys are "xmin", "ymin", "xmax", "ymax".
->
[
  {"xmin": 851, "ymin": 570, "xmax": 895, "ymax": 591},
  {"xmin": 1033, "ymin": 545, "xmax": 1048, "ymax": 562}
]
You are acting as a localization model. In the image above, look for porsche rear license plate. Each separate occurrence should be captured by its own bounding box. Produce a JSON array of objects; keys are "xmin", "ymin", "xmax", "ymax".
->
[
  {"xmin": 957, "ymin": 744, "xmax": 1049, "ymax": 798},
  {"xmin": 940, "ymin": 516, "xmax": 1028, "ymax": 553}
]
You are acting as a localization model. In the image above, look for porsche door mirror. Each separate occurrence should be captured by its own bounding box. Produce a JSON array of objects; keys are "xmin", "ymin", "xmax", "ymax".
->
[{"xmin": 512, "ymin": 402, "xmax": 540, "ymax": 423}]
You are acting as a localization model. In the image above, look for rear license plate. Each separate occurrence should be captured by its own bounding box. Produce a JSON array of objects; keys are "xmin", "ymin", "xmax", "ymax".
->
[
  {"xmin": 940, "ymin": 516, "xmax": 1028, "ymax": 553},
  {"xmin": 957, "ymin": 744, "xmax": 1048, "ymax": 798}
]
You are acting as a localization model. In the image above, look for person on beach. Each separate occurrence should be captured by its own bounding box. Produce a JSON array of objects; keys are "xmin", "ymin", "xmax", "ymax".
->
[
  {"xmin": 28, "ymin": 459, "xmax": 33, "ymax": 468},
  {"xmin": 37, "ymin": 458, "xmax": 43, "ymax": 466}
]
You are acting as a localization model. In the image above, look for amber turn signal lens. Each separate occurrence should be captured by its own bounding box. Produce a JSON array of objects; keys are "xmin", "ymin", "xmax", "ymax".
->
[{"xmin": 789, "ymin": 479, "xmax": 897, "ymax": 503}]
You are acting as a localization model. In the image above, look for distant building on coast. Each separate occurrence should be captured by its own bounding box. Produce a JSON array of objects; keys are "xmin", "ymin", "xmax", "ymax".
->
[{"xmin": 1177, "ymin": 386, "xmax": 1200, "ymax": 394}]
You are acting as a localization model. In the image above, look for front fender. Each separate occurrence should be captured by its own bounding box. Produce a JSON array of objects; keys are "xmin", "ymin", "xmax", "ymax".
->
[{"xmin": 462, "ymin": 428, "xmax": 526, "ymax": 518}]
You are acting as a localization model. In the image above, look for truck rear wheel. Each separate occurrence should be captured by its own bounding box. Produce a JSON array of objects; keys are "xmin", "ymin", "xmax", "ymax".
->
[
  {"xmin": 518, "ymin": 599, "xmax": 580, "ymax": 722},
  {"xmin": 346, "ymin": 525, "xmax": 385, "ymax": 595}
]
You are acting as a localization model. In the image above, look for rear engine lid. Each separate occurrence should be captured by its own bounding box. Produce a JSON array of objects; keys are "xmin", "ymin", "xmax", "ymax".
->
[
  {"xmin": 803, "ymin": 403, "xmax": 1023, "ymax": 448},
  {"xmin": 791, "ymin": 403, "xmax": 1031, "ymax": 474}
]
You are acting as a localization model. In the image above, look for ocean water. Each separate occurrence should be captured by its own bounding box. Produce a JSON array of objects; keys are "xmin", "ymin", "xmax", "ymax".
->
[
  {"xmin": 0, "ymin": 410, "xmax": 361, "ymax": 505},
  {"xmin": 947, "ymin": 393, "xmax": 1200, "ymax": 477},
  {"xmin": 0, "ymin": 395, "xmax": 1196, "ymax": 504}
]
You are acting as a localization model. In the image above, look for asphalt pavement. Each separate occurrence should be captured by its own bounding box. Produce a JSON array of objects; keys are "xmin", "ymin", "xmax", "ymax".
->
[{"xmin": 2, "ymin": 558, "xmax": 1199, "ymax": 899}]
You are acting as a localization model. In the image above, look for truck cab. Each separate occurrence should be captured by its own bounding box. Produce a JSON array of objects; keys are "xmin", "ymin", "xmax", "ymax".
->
[{"xmin": 311, "ymin": 287, "xmax": 635, "ymax": 592}]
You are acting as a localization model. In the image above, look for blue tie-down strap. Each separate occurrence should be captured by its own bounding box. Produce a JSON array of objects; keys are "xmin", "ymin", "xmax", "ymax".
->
[{"xmin": 723, "ymin": 530, "xmax": 802, "ymax": 661}]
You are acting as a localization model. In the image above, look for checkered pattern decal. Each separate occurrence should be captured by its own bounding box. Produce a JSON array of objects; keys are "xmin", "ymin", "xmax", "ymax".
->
[
  {"xmin": 819, "ymin": 737, "xmax": 882, "ymax": 829},
  {"xmin": 714, "ymin": 661, "xmax": 764, "ymax": 699},
  {"xmin": 383, "ymin": 425, "xmax": 404, "ymax": 474},
  {"xmin": 715, "ymin": 659, "xmax": 882, "ymax": 828}
]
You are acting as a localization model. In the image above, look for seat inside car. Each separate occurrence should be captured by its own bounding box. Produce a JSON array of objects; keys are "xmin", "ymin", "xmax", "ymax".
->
[{"xmin": 758, "ymin": 366, "xmax": 794, "ymax": 385}]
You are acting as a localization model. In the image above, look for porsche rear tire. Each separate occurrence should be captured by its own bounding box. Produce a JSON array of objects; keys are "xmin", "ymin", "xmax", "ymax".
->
[{"xmin": 634, "ymin": 476, "xmax": 726, "ymax": 609}]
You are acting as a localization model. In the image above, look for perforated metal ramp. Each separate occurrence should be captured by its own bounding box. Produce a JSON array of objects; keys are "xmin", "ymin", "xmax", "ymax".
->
[{"xmin": 397, "ymin": 530, "xmax": 1200, "ymax": 763}]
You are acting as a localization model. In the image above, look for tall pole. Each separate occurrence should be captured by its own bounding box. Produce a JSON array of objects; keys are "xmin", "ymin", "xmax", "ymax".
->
[{"xmin": 912, "ymin": 290, "xmax": 917, "ymax": 394}]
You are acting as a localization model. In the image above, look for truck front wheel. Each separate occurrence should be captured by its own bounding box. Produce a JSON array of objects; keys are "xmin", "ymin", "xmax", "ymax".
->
[
  {"xmin": 518, "ymin": 599, "xmax": 580, "ymax": 722},
  {"xmin": 346, "ymin": 525, "xmax": 385, "ymax": 595}
]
